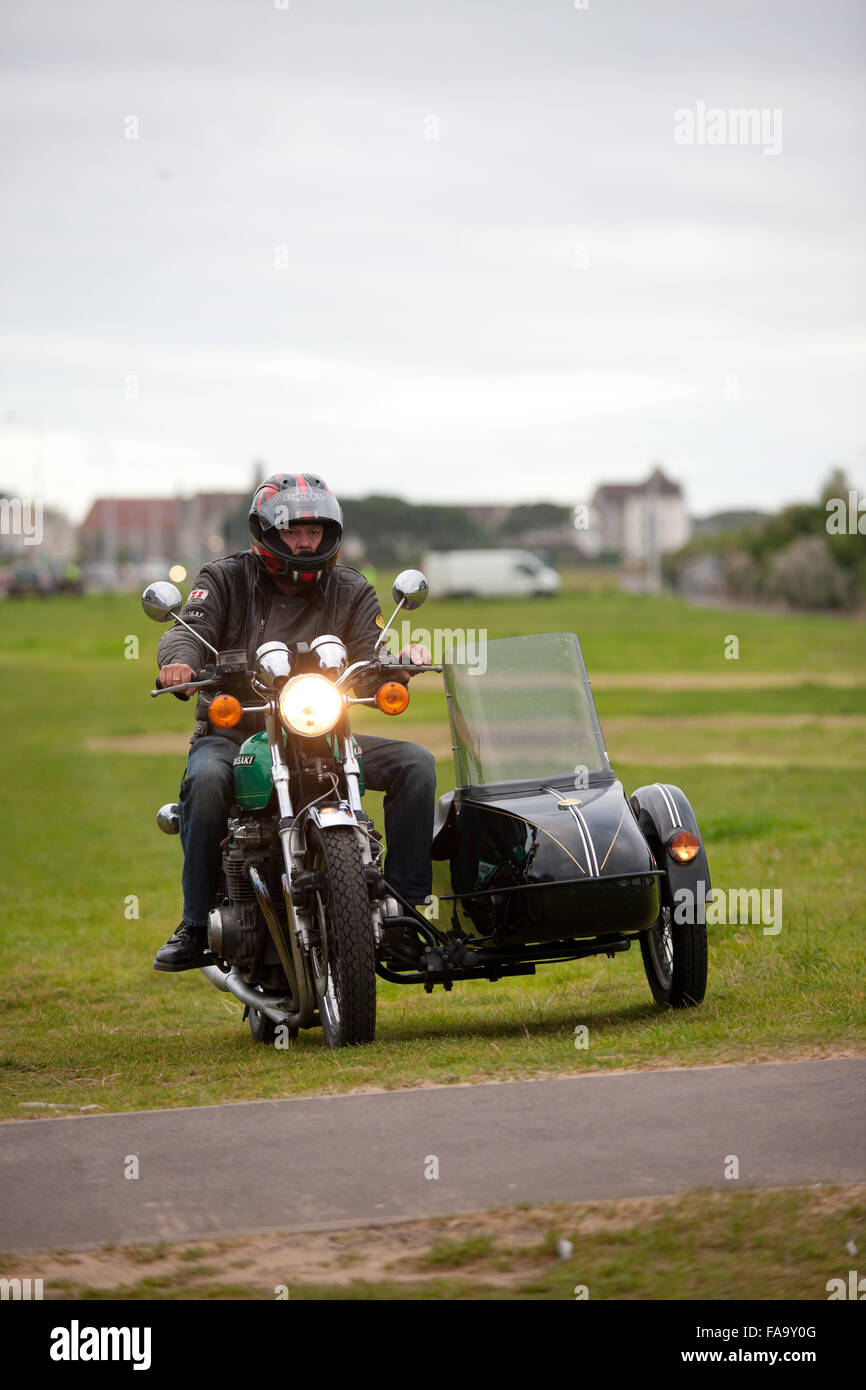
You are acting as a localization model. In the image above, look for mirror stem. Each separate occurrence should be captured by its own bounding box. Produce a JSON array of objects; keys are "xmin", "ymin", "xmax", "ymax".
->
[
  {"xmin": 374, "ymin": 597, "xmax": 406, "ymax": 651},
  {"xmin": 168, "ymin": 612, "xmax": 221, "ymax": 660}
]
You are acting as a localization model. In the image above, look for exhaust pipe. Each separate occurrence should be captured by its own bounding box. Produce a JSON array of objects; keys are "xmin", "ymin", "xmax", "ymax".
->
[{"xmin": 200, "ymin": 964, "xmax": 296, "ymax": 1026}]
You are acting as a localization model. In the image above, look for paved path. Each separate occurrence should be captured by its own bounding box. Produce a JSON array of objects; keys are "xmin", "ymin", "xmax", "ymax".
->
[{"xmin": 1, "ymin": 1059, "xmax": 863, "ymax": 1252}]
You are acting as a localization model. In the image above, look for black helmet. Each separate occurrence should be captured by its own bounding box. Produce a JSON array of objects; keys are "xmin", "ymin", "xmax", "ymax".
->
[{"xmin": 249, "ymin": 473, "xmax": 343, "ymax": 585}]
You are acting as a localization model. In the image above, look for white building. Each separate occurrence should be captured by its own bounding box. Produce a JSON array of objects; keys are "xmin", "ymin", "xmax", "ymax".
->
[{"xmin": 589, "ymin": 466, "xmax": 690, "ymax": 563}]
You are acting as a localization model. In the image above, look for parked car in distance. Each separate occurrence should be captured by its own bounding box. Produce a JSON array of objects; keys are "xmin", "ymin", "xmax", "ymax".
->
[
  {"xmin": 5, "ymin": 564, "xmax": 83, "ymax": 597},
  {"xmin": 7, "ymin": 566, "xmax": 55, "ymax": 597},
  {"xmin": 421, "ymin": 549, "xmax": 560, "ymax": 599}
]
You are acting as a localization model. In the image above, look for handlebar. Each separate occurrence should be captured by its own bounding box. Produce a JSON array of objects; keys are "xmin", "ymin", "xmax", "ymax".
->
[
  {"xmin": 388, "ymin": 663, "xmax": 443, "ymax": 674},
  {"xmin": 151, "ymin": 669, "xmax": 216, "ymax": 698},
  {"xmin": 151, "ymin": 659, "xmax": 442, "ymax": 698}
]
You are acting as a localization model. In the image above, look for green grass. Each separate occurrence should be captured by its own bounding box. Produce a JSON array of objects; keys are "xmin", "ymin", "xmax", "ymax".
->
[{"xmin": 1, "ymin": 584, "xmax": 864, "ymax": 1118}]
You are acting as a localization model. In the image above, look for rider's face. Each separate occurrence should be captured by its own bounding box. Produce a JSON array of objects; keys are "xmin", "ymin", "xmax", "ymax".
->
[{"xmin": 278, "ymin": 523, "xmax": 324, "ymax": 555}]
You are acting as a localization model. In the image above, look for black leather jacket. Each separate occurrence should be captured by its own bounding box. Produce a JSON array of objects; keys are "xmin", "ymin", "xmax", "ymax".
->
[{"xmin": 156, "ymin": 551, "xmax": 388, "ymax": 745}]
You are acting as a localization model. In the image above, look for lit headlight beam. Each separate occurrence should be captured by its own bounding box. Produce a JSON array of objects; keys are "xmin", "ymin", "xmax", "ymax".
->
[{"xmin": 278, "ymin": 674, "xmax": 345, "ymax": 738}]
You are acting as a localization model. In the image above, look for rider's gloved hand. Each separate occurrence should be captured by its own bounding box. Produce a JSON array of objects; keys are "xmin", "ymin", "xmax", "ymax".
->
[
  {"xmin": 396, "ymin": 644, "xmax": 432, "ymax": 682},
  {"xmin": 159, "ymin": 663, "xmax": 196, "ymax": 700}
]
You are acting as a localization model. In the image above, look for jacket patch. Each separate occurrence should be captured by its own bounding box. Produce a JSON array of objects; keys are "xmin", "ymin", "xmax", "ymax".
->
[
  {"xmin": 183, "ymin": 609, "xmax": 206, "ymax": 619},
  {"xmin": 375, "ymin": 612, "xmax": 385, "ymax": 628},
  {"xmin": 189, "ymin": 588, "xmax": 209, "ymax": 601}
]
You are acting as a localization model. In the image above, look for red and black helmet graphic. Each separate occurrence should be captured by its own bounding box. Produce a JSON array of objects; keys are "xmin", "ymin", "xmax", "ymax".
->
[{"xmin": 248, "ymin": 473, "xmax": 343, "ymax": 584}]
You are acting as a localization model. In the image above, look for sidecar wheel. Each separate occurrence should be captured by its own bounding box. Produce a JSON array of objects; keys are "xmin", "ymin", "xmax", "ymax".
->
[
  {"xmin": 640, "ymin": 886, "xmax": 707, "ymax": 1009},
  {"xmin": 308, "ymin": 825, "xmax": 377, "ymax": 1048}
]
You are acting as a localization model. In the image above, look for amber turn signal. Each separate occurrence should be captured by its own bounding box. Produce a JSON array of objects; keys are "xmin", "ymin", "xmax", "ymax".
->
[
  {"xmin": 375, "ymin": 681, "xmax": 410, "ymax": 716},
  {"xmin": 667, "ymin": 830, "xmax": 700, "ymax": 863},
  {"xmin": 209, "ymin": 694, "xmax": 243, "ymax": 728}
]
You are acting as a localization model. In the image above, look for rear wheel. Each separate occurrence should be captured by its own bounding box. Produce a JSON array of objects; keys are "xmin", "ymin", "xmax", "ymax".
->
[
  {"xmin": 640, "ymin": 871, "xmax": 708, "ymax": 1008},
  {"xmin": 308, "ymin": 825, "xmax": 377, "ymax": 1048}
]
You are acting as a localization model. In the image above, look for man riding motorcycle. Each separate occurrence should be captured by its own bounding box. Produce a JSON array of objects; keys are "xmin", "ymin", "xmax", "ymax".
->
[{"xmin": 153, "ymin": 472, "xmax": 435, "ymax": 971}]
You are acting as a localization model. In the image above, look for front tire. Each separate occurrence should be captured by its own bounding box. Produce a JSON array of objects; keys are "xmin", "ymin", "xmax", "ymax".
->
[
  {"xmin": 640, "ymin": 873, "xmax": 708, "ymax": 1008},
  {"xmin": 308, "ymin": 825, "xmax": 377, "ymax": 1048}
]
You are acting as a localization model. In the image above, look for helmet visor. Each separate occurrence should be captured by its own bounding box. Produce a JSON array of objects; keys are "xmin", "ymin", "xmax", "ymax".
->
[{"xmin": 255, "ymin": 484, "xmax": 343, "ymax": 535}]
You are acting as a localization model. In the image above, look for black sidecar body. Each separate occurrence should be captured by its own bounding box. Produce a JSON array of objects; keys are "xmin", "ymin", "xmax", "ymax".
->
[{"xmin": 424, "ymin": 632, "xmax": 710, "ymax": 1006}]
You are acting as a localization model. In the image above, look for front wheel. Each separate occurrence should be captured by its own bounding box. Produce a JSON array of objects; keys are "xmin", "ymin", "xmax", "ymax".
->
[
  {"xmin": 308, "ymin": 825, "xmax": 377, "ymax": 1048},
  {"xmin": 640, "ymin": 880, "xmax": 708, "ymax": 1008}
]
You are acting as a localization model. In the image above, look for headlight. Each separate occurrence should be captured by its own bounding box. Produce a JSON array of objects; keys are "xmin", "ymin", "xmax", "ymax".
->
[{"xmin": 278, "ymin": 674, "xmax": 344, "ymax": 738}]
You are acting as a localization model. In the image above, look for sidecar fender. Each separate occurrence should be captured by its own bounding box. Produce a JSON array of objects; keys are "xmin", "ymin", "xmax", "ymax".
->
[
  {"xmin": 629, "ymin": 783, "xmax": 712, "ymax": 919},
  {"xmin": 431, "ymin": 791, "xmax": 459, "ymax": 860}
]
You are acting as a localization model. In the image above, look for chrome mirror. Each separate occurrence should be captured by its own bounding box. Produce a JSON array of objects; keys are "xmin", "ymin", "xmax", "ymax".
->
[
  {"xmin": 392, "ymin": 569, "xmax": 429, "ymax": 611},
  {"xmin": 141, "ymin": 581, "xmax": 183, "ymax": 621}
]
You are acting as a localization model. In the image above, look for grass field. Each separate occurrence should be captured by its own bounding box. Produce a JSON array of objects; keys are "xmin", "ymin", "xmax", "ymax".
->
[{"xmin": 1, "ymin": 575, "xmax": 864, "ymax": 1119}]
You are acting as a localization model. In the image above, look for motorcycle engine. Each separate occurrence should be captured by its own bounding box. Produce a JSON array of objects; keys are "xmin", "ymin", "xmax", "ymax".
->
[{"xmin": 207, "ymin": 817, "xmax": 281, "ymax": 964}]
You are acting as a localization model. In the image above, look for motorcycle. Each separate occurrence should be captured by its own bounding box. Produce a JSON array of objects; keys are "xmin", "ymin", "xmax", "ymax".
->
[
  {"xmin": 145, "ymin": 573, "xmax": 711, "ymax": 1051},
  {"xmin": 144, "ymin": 568, "xmax": 442, "ymax": 1049}
]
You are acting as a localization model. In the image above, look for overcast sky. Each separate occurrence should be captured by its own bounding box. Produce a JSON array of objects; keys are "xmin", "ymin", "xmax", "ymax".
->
[{"xmin": 1, "ymin": 0, "xmax": 864, "ymax": 524}]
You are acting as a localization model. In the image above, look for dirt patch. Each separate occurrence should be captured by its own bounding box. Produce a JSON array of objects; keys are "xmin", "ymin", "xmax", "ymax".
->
[
  {"xmin": 604, "ymin": 714, "xmax": 866, "ymax": 733},
  {"xmin": 592, "ymin": 671, "xmax": 864, "ymax": 690},
  {"xmin": 86, "ymin": 734, "xmax": 194, "ymax": 754},
  {"xmin": 16, "ymin": 1184, "xmax": 866, "ymax": 1297},
  {"xmin": 85, "ymin": 728, "xmax": 456, "ymax": 758},
  {"xmin": 87, "ymin": 712, "xmax": 866, "ymax": 765}
]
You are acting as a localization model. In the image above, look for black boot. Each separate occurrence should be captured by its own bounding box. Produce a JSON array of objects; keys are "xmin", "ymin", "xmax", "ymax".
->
[{"xmin": 153, "ymin": 921, "xmax": 210, "ymax": 972}]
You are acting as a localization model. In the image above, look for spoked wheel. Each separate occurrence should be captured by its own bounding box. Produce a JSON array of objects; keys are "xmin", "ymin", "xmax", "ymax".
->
[
  {"xmin": 307, "ymin": 825, "xmax": 377, "ymax": 1048},
  {"xmin": 640, "ymin": 872, "xmax": 708, "ymax": 1008}
]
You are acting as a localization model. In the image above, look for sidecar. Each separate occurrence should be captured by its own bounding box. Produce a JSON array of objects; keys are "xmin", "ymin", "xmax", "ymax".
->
[{"xmin": 429, "ymin": 633, "xmax": 710, "ymax": 1007}]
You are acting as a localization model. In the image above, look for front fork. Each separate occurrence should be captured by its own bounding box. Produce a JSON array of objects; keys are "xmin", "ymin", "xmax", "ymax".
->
[{"xmin": 264, "ymin": 713, "xmax": 385, "ymax": 988}]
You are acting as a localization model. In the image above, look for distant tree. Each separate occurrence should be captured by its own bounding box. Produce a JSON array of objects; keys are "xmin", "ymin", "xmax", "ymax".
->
[
  {"xmin": 498, "ymin": 503, "xmax": 572, "ymax": 537},
  {"xmin": 668, "ymin": 467, "xmax": 865, "ymax": 606},
  {"xmin": 340, "ymin": 495, "xmax": 487, "ymax": 567},
  {"xmin": 765, "ymin": 535, "xmax": 854, "ymax": 609},
  {"xmin": 723, "ymin": 549, "xmax": 761, "ymax": 599},
  {"xmin": 820, "ymin": 466, "xmax": 850, "ymax": 506}
]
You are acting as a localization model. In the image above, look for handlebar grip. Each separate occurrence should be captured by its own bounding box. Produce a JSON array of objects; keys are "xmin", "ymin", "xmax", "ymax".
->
[{"xmin": 152, "ymin": 668, "xmax": 211, "ymax": 699}]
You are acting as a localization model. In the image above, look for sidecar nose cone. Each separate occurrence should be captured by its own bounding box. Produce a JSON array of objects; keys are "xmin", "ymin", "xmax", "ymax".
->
[{"xmin": 157, "ymin": 803, "xmax": 181, "ymax": 834}]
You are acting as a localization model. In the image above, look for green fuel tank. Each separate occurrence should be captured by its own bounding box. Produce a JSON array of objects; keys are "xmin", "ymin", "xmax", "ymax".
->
[
  {"xmin": 231, "ymin": 731, "xmax": 365, "ymax": 811},
  {"xmin": 232, "ymin": 732, "xmax": 274, "ymax": 810}
]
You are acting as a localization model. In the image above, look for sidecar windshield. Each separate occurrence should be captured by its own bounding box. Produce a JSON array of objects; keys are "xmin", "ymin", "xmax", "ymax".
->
[{"xmin": 443, "ymin": 632, "xmax": 611, "ymax": 788}]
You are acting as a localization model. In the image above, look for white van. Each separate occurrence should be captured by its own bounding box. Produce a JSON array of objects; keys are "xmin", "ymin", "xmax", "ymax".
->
[{"xmin": 421, "ymin": 549, "xmax": 560, "ymax": 599}]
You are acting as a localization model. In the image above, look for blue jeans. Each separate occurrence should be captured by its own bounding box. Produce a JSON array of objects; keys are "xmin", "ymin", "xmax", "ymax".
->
[{"xmin": 178, "ymin": 733, "xmax": 436, "ymax": 923}]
